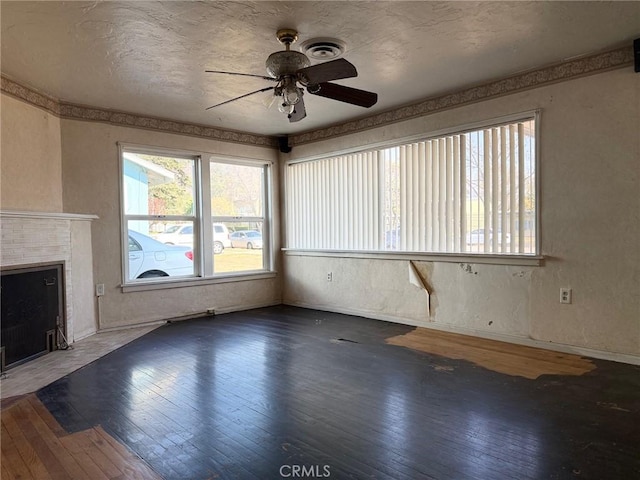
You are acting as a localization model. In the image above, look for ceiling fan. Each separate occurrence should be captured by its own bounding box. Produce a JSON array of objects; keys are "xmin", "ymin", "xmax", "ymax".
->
[{"xmin": 205, "ymin": 29, "xmax": 378, "ymax": 122}]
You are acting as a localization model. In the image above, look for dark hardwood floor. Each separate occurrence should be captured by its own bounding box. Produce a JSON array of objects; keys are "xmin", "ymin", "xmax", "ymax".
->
[{"xmin": 33, "ymin": 306, "xmax": 640, "ymax": 480}]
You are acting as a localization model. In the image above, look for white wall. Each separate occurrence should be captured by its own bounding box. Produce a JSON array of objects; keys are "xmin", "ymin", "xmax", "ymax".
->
[
  {"xmin": 1, "ymin": 94, "xmax": 63, "ymax": 211},
  {"xmin": 284, "ymin": 68, "xmax": 640, "ymax": 360},
  {"xmin": 60, "ymin": 119, "xmax": 282, "ymax": 330}
]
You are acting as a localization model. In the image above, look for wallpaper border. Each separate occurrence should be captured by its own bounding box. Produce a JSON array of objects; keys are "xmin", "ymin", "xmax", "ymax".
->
[
  {"xmin": 290, "ymin": 45, "xmax": 633, "ymax": 145},
  {"xmin": 1, "ymin": 76, "xmax": 278, "ymax": 148}
]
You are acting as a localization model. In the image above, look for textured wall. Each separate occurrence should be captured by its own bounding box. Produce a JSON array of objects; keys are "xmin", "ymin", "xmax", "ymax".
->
[
  {"xmin": 60, "ymin": 119, "xmax": 281, "ymax": 330},
  {"xmin": 1, "ymin": 94, "xmax": 63, "ymax": 212},
  {"xmin": 284, "ymin": 68, "xmax": 640, "ymax": 359}
]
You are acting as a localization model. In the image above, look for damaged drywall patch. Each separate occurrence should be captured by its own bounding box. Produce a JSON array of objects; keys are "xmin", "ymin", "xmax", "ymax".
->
[
  {"xmin": 386, "ymin": 328, "xmax": 596, "ymax": 379},
  {"xmin": 408, "ymin": 261, "xmax": 436, "ymax": 320}
]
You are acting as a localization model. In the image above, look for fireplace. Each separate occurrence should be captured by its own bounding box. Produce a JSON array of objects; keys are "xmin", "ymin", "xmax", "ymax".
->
[
  {"xmin": 0, "ymin": 210, "xmax": 98, "ymax": 366},
  {"xmin": 1, "ymin": 263, "xmax": 67, "ymax": 370}
]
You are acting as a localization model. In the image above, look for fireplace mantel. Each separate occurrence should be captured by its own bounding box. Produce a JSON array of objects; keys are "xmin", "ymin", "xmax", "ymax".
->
[{"xmin": 1, "ymin": 210, "xmax": 98, "ymax": 221}]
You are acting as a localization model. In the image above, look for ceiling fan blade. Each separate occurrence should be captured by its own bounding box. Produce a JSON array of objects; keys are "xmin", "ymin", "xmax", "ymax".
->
[
  {"xmin": 205, "ymin": 70, "xmax": 276, "ymax": 81},
  {"xmin": 288, "ymin": 96, "xmax": 306, "ymax": 123},
  {"xmin": 309, "ymin": 82, "xmax": 378, "ymax": 108},
  {"xmin": 206, "ymin": 86, "xmax": 275, "ymax": 110},
  {"xmin": 296, "ymin": 58, "xmax": 357, "ymax": 84}
]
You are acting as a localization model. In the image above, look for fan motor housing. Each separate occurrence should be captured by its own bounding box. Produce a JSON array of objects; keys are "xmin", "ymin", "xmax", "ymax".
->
[{"xmin": 266, "ymin": 50, "xmax": 310, "ymax": 78}]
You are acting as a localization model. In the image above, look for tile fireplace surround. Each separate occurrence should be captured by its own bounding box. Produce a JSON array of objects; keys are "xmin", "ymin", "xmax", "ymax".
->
[{"xmin": 1, "ymin": 210, "xmax": 98, "ymax": 344}]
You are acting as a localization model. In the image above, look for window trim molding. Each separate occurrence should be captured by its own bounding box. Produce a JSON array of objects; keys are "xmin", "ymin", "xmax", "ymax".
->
[
  {"xmin": 120, "ymin": 271, "xmax": 278, "ymax": 293},
  {"xmin": 282, "ymin": 249, "xmax": 544, "ymax": 267}
]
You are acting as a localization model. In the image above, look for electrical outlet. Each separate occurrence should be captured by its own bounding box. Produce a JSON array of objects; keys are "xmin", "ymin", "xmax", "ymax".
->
[
  {"xmin": 206, "ymin": 308, "xmax": 216, "ymax": 315},
  {"xmin": 560, "ymin": 288, "xmax": 572, "ymax": 304},
  {"xmin": 96, "ymin": 283, "xmax": 105, "ymax": 297},
  {"xmin": 327, "ymin": 272, "xmax": 333, "ymax": 282}
]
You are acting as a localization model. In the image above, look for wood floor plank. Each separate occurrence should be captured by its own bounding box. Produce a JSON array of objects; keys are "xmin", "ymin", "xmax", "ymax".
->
[
  {"xmin": 59, "ymin": 443, "xmax": 112, "ymax": 480},
  {"xmin": 1, "ymin": 455, "xmax": 15, "ymax": 480},
  {"xmin": 2, "ymin": 405, "xmax": 53, "ymax": 480},
  {"xmin": 1, "ymin": 430, "xmax": 34, "ymax": 480}
]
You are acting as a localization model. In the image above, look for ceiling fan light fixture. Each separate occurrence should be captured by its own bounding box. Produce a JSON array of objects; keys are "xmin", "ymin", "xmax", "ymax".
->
[
  {"xmin": 278, "ymin": 102, "xmax": 295, "ymax": 115},
  {"xmin": 283, "ymin": 83, "xmax": 302, "ymax": 105},
  {"xmin": 206, "ymin": 28, "xmax": 376, "ymax": 123}
]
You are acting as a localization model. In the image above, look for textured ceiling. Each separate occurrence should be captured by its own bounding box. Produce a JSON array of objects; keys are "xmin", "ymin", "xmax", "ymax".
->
[{"xmin": 1, "ymin": 1, "xmax": 639, "ymax": 137}]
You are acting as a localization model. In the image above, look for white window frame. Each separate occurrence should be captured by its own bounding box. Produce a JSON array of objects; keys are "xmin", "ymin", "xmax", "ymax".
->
[
  {"xmin": 119, "ymin": 143, "xmax": 274, "ymax": 289},
  {"xmin": 205, "ymin": 155, "xmax": 273, "ymax": 275},
  {"xmin": 283, "ymin": 111, "xmax": 541, "ymax": 266}
]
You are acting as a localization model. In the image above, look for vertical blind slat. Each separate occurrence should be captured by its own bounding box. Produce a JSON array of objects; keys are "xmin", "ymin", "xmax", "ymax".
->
[
  {"xmin": 438, "ymin": 138, "xmax": 446, "ymax": 251},
  {"xmin": 509, "ymin": 125, "xmax": 517, "ymax": 254},
  {"xmin": 500, "ymin": 126, "xmax": 508, "ymax": 250},
  {"xmin": 483, "ymin": 130, "xmax": 491, "ymax": 253},
  {"xmin": 459, "ymin": 134, "xmax": 467, "ymax": 253},
  {"xmin": 418, "ymin": 142, "xmax": 426, "ymax": 252},
  {"xmin": 491, "ymin": 128, "xmax": 499, "ymax": 253},
  {"xmin": 518, "ymin": 123, "xmax": 525, "ymax": 253},
  {"xmin": 446, "ymin": 136, "xmax": 454, "ymax": 252},
  {"xmin": 453, "ymin": 136, "xmax": 460, "ymax": 252},
  {"xmin": 425, "ymin": 141, "xmax": 433, "ymax": 252},
  {"xmin": 371, "ymin": 152, "xmax": 378, "ymax": 250}
]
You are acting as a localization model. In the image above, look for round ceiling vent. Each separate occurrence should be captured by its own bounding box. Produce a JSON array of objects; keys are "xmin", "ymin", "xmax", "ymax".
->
[{"xmin": 300, "ymin": 38, "xmax": 346, "ymax": 60}]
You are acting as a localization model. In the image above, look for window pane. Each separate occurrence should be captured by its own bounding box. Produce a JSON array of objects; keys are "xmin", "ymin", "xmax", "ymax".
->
[
  {"xmin": 210, "ymin": 163, "xmax": 263, "ymax": 217},
  {"xmin": 153, "ymin": 221, "xmax": 195, "ymax": 247},
  {"xmin": 126, "ymin": 221, "xmax": 195, "ymax": 280},
  {"xmin": 123, "ymin": 152, "xmax": 195, "ymax": 216},
  {"xmin": 212, "ymin": 221, "xmax": 264, "ymax": 274},
  {"xmin": 210, "ymin": 162, "xmax": 267, "ymax": 274}
]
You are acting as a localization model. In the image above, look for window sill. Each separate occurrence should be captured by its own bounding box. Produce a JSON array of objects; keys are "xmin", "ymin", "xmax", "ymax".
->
[
  {"xmin": 121, "ymin": 271, "xmax": 277, "ymax": 293},
  {"xmin": 282, "ymin": 249, "xmax": 544, "ymax": 267}
]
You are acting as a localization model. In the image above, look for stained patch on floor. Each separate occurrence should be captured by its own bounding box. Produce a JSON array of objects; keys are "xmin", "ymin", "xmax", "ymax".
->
[{"xmin": 385, "ymin": 327, "xmax": 596, "ymax": 379}]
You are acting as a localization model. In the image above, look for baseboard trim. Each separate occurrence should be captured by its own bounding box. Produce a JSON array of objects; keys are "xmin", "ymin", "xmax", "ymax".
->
[
  {"xmin": 210, "ymin": 301, "xmax": 283, "ymax": 316},
  {"xmin": 97, "ymin": 301, "xmax": 282, "ymax": 333},
  {"xmin": 283, "ymin": 301, "xmax": 640, "ymax": 366}
]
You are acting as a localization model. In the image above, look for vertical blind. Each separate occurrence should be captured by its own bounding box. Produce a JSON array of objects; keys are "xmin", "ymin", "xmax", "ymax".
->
[{"xmin": 286, "ymin": 117, "xmax": 536, "ymax": 255}]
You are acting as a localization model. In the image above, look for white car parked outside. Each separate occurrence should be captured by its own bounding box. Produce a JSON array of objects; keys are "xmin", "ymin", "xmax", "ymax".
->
[
  {"xmin": 128, "ymin": 230, "xmax": 194, "ymax": 280},
  {"xmin": 155, "ymin": 223, "xmax": 231, "ymax": 254}
]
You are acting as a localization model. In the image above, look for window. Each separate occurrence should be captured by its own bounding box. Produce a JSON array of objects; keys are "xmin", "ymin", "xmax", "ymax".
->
[
  {"xmin": 121, "ymin": 146, "xmax": 271, "ymax": 284},
  {"xmin": 285, "ymin": 113, "xmax": 537, "ymax": 256}
]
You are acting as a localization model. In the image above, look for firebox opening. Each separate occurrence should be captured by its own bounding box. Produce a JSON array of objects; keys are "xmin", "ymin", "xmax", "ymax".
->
[{"xmin": 1, "ymin": 263, "xmax": 65, "ymax": 371}]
